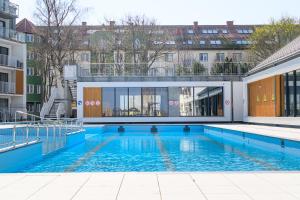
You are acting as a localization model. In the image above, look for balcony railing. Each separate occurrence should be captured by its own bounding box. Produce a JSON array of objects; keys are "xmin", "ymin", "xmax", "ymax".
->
[
  {"xmin": 78, "ymin": 62, "xmax": 255, "ymax": 78},
  {"xmin": 0, "ymin": 81, "xmax": 15, "ymax": 94},
  {"xmin": 0, "ymin": 106, "xmax": 25, "ymax": 122},
  {"xmin": 0, "ymin": 54, "xmax": 23, "ymax": 69},
  {"xmin": 0, "ymin": 0, "xmax": 19, "ymax": 17},
  {"xmin": 0, "ymin": 27, "xmax": 17, "ymax": 40}
]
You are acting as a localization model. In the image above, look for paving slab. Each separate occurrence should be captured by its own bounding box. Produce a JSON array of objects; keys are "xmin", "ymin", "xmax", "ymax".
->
[
  {"xmin": 206, "ymin": 124, "xmax": 300, "ymax": 142},
  {"xmin": 0, "ymin": 172, "xmax": 299, "ymax": 200}
]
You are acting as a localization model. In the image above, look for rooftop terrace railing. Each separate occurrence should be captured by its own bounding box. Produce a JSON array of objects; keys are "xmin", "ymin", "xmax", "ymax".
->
[
  {"xmin": 78, "ymin": 62, "xmax": 255, "ymax": 79},
  {"xmin": 0, "ymin": 0, "xmax": 19, "ymax": 17}
]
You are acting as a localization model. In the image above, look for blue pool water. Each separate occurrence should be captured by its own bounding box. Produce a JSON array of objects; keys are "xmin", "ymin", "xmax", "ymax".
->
[{"xmin": 17, "ymin": 125, "xmax": 300, "ymax": 172}]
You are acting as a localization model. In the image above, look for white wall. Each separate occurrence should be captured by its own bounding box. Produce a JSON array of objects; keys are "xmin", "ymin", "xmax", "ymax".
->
[
  {"xmin": 233, "ymin": 81, "xmax": 243, "ymax": 121},
  {"xmin": 0, "ymin": 39, "xmax": 27, "ymax": 111},
  {"xmin": 77, "ymin": 81, "xmax": 238, "ymax": 123}
]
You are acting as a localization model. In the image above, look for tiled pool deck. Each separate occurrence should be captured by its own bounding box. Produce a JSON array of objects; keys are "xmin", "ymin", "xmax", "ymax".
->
[
  {"xmin": 1, "ymin": 124, "xmax": 300, "ymax": 199},
  {"xmin": 1, "ymin": 172, "xmax": 300, "ymax": 200},
  {"xmin": 207, "ymin": 124, "xmax": 300, "ymax": 142}
]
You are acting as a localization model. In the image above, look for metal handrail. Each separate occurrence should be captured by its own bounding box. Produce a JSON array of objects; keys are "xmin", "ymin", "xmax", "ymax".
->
[
  {"xmin": 15, "ymin": 110, "xmax": 46, "ymax": 123},
  {"xmin": 14, "ymin": 111, "xmax": 82, "ymax": 127},
  {"xmin": 1, "ymin": 113, "xmax": 83, "ymax": 154}
]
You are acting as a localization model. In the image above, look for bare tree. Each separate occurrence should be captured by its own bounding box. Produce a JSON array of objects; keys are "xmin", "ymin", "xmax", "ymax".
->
[
  {"xmin": 89, "ymin": 20, "xmax": 125, "ymax": 75},
  {"xmin": 89, "ymin": 15, "xmax": 172, "ymax": 76},
  {"xmin": 34, "ymin": 0, "xmax": 85, "ymax": 101},
  {"xmin": 121, "ymin": 15, "xmax": 172, "ymax": 75}
]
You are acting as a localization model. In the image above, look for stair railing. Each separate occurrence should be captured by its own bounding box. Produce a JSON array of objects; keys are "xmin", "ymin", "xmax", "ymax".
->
[{"xmin": 40, "ymin": 87, "xmax": 57, "ymax": 119}]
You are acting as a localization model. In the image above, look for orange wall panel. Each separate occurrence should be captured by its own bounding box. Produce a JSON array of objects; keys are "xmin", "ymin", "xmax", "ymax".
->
[
  {"xmin": 15, "ymin": 70, "xmax": 24, "ymax": 95},
  {"xmin": 83, "ymin": 87, "xmax": 102, "ymax": 118},
  {"xmin": 248, "ymin": 76, "xmax": 281, "ymax": 117}
]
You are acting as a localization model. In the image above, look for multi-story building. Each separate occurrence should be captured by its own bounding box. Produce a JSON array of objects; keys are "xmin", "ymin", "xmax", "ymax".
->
[
  {"xmin": 16, "ymin": 18, "xmax": 42, "ymax": 116},
  {"xmin": 73, "ymin": 21, "xmax": 256, "ymax": 123},
  {"xmin": 74, "ymin": 21, "xmax": 256, "ymax": 123},
  {"xmin": 0, "ymin": 0, "xmax": 26, "ymax": 122},
  {"xmin": 16, "ymin": 19, "xmax": 256, "ymax": 120},
  {"xmin": 75, "ymin": 20, "xmax": 256, "ymax": 75}
]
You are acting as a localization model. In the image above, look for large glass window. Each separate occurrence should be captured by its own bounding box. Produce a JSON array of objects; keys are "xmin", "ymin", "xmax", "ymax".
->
[
  {"xmin": 297, "ymin": 70, "xmax": 300, "ymax": 116},
  {"xmin": 194, "ymin": 87, "xmax": 209, "ymax": 116},
  {"xmin": 194, "ymin": 87, "xmax": 224, "ymax": 117},
  {"xmin": 102, "ymin": 88, "xmax": 115, "ymax": 117},
  {"xmin": 155, "ymin": 88, "xmax": 168, "ymax": 117},
  {"xmin": 284, "ymin": 73, "xmax": 288, "ymax": 116},
  {"xmin": 97, "ymin": 87, "xmax": 224, "ymax": 118},
  {"xmin": 115, "ymin": 88, "xmax": 129, "ymax": 117},
  {"xmin": 180, "ymin": 87, "xmax": 194, "ymax": 116},
  {"xmin": 169, "ymin": 87, "xmax": 194, "ymax": 117},
  {"xmin": 142, "ymin": 88, "xmax": 156, "ymax": 116},
  {"xmin": 142, "ymin": 88, "xmax": 168, "ymax": 117},
  {"xmin": 208, "ymin": 87, "xmax": 224, "ymax": 116},
  {"xmin": 129, "ymin": 88, "xmax": 142, "ymax": 116},
  {"xmin": 168, "ymin": 88, "xmax": 181, "ymax": 117},
  {"xmin": 288, "ymin": 72, "xmax": 295, "ymax": 116},
  {"xmin": 283, "ymin": 71, "xmax": 300, "ymax": 117}
]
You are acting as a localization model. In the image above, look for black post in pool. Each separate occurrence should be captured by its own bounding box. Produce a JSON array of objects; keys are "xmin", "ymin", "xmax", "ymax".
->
[
  {"xmin": 183, "ymin": 125, "xmax": 190, "ymax": 133},
  {"xmin": 151, "ymin": 125, "xmax": 158, "ymax": 134},
  {"xmin": 118, "ymin": 126, "xmax": 125, "ymax": 133}
]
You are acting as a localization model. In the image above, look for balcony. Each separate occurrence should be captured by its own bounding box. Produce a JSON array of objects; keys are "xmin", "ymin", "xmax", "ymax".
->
[
  {"xmin": 77, "ymin": 62, "xmax": 255, "ymax": 82},
  {"xmin": 0, "ymin": 0, "xmax": 19, "ymax": 18},
  {"xmin": 0, "ymin": 54, "xmax": 23, "ymax": 69},
  {"xmin": 0, "ymin": 106, "xmax": 26, "ymax": 122},
  {"xmin": 0, "ymin": 27, "xmax": 17, "ymax": 40},
  {"xmin": 0, "ymin": 81, "xmax": 15, "ymax": 94}
]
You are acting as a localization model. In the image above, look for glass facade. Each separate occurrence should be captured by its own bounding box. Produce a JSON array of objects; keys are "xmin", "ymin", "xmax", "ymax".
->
[
  {"xmin": 142, "ymin": 88, "xmax": 156, "ymax": 116},
  {"xmin": 168, "ymin": 87, "xmax": 194, "ymax": 117},
  {"xmin": 194, "ymin": 87, "xmax": 223, "ymax": 116},
  {"xmin": 129, "ymin": 88, "xmax": 142, "ymax": 116},
  {"xmin": 283, "ymin": 70, "xmax": 300, "ymax": 117},
  {"xmin": 95, "ymin": 87, "xmax": 224, "ymax": 117},
  {"xmin": 297, "ymin": 70, "xmax": 300, "ymax": 115},
  {"xmin": 115, "ymin": 88, "xmax": 129, "ymax": 117},
  {"xmin": 102, "ymin": 88, "xmax": 115, "ymax": 117},
  {"xmin": 288, "ymin": 71, "xmax": 295, "ymax": 116},
  {"xmin": 142, "ymin": 88, "xmax": 168, "ymax": 117},
  {"xmin": 155, "ymin": 88, "xmax": 168, "ymax": 117}
]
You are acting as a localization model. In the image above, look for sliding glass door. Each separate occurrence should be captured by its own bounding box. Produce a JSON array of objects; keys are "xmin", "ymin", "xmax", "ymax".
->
[{"xmin": 92, "ymin": 86, "xmax": 224, "ymax": 118}]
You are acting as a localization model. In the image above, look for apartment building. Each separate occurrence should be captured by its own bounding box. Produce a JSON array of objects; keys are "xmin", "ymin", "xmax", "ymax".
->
[
  {"xmin": 16, "ymin": 19, "xmax": 256, "ymax": 120},
  {"xmin": 74, "ymin": 21, "xmax": 256, "ymax": 123},
  {"xmin": 77, "ymin": 20, "xmax": 255, "ymax": 75},
  {"xmin": 0, "ymin": 0, "xmax": 26, "ymax": 122},
  {"xmin": 16, "ymin": 18, "xmax": 42, "ymax": 116}
]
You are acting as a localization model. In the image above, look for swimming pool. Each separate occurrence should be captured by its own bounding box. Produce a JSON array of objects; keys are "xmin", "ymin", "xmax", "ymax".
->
[{"xmin": 14, "ymin": 125, "xmax": 300, "ymax": 173}]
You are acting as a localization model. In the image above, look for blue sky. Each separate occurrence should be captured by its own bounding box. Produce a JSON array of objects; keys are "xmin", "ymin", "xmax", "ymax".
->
[{"xmin": 14, "ymin": 0, "xmax": 300, "ymax": 25}]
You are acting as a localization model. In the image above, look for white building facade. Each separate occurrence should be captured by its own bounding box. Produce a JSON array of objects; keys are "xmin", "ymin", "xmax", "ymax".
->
[{"xmin": 0, "ymin": 0, "xmax": 26, "ymax": 122}]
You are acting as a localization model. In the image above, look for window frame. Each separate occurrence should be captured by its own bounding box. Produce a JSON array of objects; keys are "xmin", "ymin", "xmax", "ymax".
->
[
  {"xmin": 27, "ymin": 84, "xmax": 35, "ymax": 94},
  {"xmin": 199, "ymin": 53, "xmax": 208, "ymax": 62}
]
